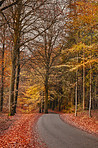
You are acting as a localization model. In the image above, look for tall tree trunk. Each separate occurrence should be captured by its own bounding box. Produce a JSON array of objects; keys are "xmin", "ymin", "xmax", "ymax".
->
[
  {"xmin": 41, "ymin": 97, "xmax": 44, "ymax": 113},
  {"xmin": 89, "ymin": 29, "xmax": 93, "ymax": 117},
  {"xmin": 89, "ymin": 53, "xmax": 92, "ymax": 117},
  {"xmin": 94, "ymin": 75, "xmax": 97, "ymax": 109},
  {"xmin": 89, "ymin": 61, "xmax": 92, "ymax": 117},
  {"xmin": 58, "ymin": 98, "xmax": 62, "ymax": 111},
  {"xmin": 52, "ymin": 99, "xmax": 55, "ymax": 110},
  {"xmin": 83, "ymin": 48, "xmax": 85, "ymax": 110},
  {"xmin": 9, "ymin": 48, "xmax": 17, "ymax": 115},
  {"xmin": 14, "ymin": 49, "xmax": 20, "ymax": 113},
  {"xmin": 44, "ymin": 73, "xmax": 49, "ymax": 113},
  {"xmin": 75, "ymin": 53, "xmax": 78, "ymax": 116},
  {"xmin": 75, "ymin": 69, "xmax": 78, "ymax": 116},
  {"xmin": 39, "ymin": 102, "xmax": 41, "ymax": 113},
  {"xmin": 71, "ymin": 88, "xmax": 73, "ymax": 107},
  {"xmin": 0, "ymin": 41, "xmax": 5, "ymax": 112},
  {"xmin": 9, "ymin": 0, "xmax": 22, "ymax": 115}
]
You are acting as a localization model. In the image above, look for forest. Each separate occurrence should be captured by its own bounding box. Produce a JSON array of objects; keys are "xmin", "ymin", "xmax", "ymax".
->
[
  {"xmin": 0, "ymin": 0, "xmax": 98, "ymax": 117},
  {"xmin": 0, "ymin": 0, "xmax": 98, "ymax": 147}
]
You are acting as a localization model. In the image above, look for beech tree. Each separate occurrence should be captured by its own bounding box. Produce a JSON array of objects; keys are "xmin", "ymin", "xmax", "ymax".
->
[
  {"xmin": 0, "ymin": 21, "xmax": 5, "ymax": 111},
  {"xmin": 0, "ymin": 16, "xmax": 11, "ymax": 112},
  {"xmin": 0, "ymin": 0, "xmax": 97, "ymax": 116},
  {"xmin": 7, "ymin": 0, "xmax": 48, "ymax": 115},
  {"xmin": 27, "ymin": 0, "xmax": 66, "ymax": 113}
]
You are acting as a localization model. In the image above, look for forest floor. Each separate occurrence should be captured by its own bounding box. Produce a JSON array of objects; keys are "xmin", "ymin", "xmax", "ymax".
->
[
  {"xmin": 60, "ymin": 110, "xmax": 98, "ymax": 136},
  {"xmin": 0, "ymin": 110, "xmax": 97, "ymax": 148},
  {"xmin": 0, "ymin": 113, "xmax": 46, "ymax": 148}
]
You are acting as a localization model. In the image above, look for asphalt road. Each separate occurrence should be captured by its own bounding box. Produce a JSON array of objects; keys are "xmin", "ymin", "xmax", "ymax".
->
[{"xmin": 37, "ymin": 113, "xmax": 98, "ymax": 148}]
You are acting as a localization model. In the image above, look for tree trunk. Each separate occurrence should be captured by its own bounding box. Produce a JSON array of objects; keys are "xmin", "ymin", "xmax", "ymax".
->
[
  {"xmin": 58, "ymin": 100, "xmax": 61, "ymax": 111},
  {"xmin": 44, "ymin": 74, "xmax": 49, "ymax": 113},
  {"xmin": 42, "ymin": 98, "xmax": 44, "ymax": 113},
  {"xmin": 89, "ymin": 29, "xmax": 93, "ymax": 117},
  {"xmin": 94, "ymin": 76, "xmax": 97, "ymax": 109},
  {"xmin": 89, "ymin": 59, "xmax": 92, "ymax": 117},
  {"xmin": 9, "ymin": 48, "xmax": 17, "ymax": 115},
  {"xmin": 83, "ymin": 48, "xmax": 85, "ymax": 110},
  {"xmin": 75, "ymin": 70, "xmax": 78, "ymax": 116},
  {"xmin": 9, "ymin": 0, "xmax": 22, "ymax": 116},
  {"xmin": 52, "ymin": 100, "xmax": 55, "ymax": 110},
  {"xmin": 39, "ymin": 102, "xmax": 41, "ymax": 113},
  {"xmin": 14, "ymin": 49, "xmax": 20, "ymax": 113},
  {"xmin": 75, "ymin": 53, "xmax": 78, "ymax": 116},
  {"xmin": 71, "ymin": 88, "xmax": 73, "ymax": 107},
  {"xmin": 0, "ymin": 42, "xmax": 5, "ymax": 112}
]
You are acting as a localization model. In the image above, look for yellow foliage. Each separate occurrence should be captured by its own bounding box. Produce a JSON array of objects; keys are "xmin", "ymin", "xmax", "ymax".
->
[
  {"xmin": 71, "ymin": 1, "xmax": 98, "ymax": 29},
  {"xmin": 70, "ymin": 59, "xmax": 98, "ymax": 72},
  {"xmin": 68, "ymin": 43, "xmax": 98, "ymax": 53}
]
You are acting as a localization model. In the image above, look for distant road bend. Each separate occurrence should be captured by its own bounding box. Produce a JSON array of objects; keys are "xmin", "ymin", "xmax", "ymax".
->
[{"xmin": 37, "ymin": 113, "xmax": 98, "ymax": 148}]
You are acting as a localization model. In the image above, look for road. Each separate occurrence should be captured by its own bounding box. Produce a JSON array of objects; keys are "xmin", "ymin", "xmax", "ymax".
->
[{"xmin": 37, "ymin": 113, "xmax": 98, "ymax": 148}]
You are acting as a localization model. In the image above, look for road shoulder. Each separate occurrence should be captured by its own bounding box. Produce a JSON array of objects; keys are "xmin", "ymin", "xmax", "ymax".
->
[{"xmin": 60, "ymin": 111, "xmax": 98, "ymax": 136}]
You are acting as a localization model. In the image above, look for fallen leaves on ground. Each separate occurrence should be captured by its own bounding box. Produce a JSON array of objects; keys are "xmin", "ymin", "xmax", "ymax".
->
[
  {"xmin": 0, "ymin": 113, "xmax": 47, "ymax": 148},
  {"xmin": 60, "ymin": 110, "xmax": 98, "ymax": 135}
]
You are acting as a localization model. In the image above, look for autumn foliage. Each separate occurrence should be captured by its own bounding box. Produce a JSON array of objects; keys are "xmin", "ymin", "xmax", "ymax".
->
[{"xmin": 0, "ymin": 0, "xmax": 98, "ymax": 146}]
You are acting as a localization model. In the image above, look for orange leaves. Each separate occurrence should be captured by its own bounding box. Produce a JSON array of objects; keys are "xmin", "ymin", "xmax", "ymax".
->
[
  {"xmin": 0, "ymin": 113, "xmax": 46, "ymax": 148},
  {"xmin": 61, "ymin": 110, "xmax": 98, "ymax": 135},
  {"xmin": 77, "ymin": 1, "xmax": 97, "ymax": 26},
  {"xmin": 68, "ymin": 0, "xmax": 97, "ymax": 30}
]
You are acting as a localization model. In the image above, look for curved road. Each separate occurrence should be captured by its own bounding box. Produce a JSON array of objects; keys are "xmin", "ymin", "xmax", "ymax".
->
[{"xmin": 37, "ymin": 113, "xmax": 98, "ymax": 148}]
